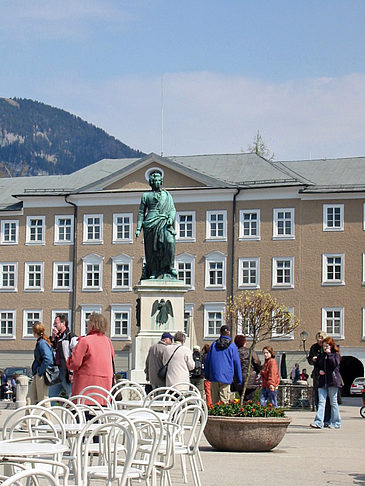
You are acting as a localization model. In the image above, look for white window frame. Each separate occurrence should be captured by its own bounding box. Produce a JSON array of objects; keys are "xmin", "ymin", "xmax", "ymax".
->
[
  {"xmin": 204, "ymin": 302, "xmax": 225, "ymax": 339},
  {"xmin": 175, "ymin": 253, "xmax": 195, "ymax": 290},
  {"xmin": 24, "ymin": 262, "xmax": 44, "ymax": 292},
  {"xmin": 110, "ymin": 304, "xmax": 132, "ymax": 340},
  {"xmin": 236, "ymin": 312, "xmax": 254, "ymax": 338},
  {"xmin": 322, "ymin": 254, "xmax": 345, "ymax": 286},
  {"xmin": 175, "ymin": 211, "xmax": 196, "ymax": 242},
  {"xmin": 112, "ymin": 213, "xmax": 133, "ymax": 244},
  {"xmin": 111, "ymin": 254, "xmax": 133, "ymax": 291},
  {"xmin": 1, "ymin": 220, "xmax": 19, "ymax": 245},
  {"xmin": 83, "ymin": 214, "xmax": 103, "ymax": 244},
  {"xmin": 206, "ymin": 210, "xmax": 227, "ymax": 241},
  {"xmin": 363, "ymin": 253, "xmax": 365, "ymax": 285},
  {"xmin": 205, "ymin": 251, "xmax": 226, "ymax": 290},
  {"xmin": 80, "ymin": 305, "xmax": 102, "ymax": 336},
  {"xmin": 26, "ymin": 216, "xmax": 46, "ymax": 245},
  {"xmin": 82, "ymin": 254, "xmax": 103, "ymax": 291},
  {"xmin": 271, "ymin": 307, "xmax": 295, "ymax": 340},
  {"xmin": 51, "ymin": 310, "xmax": 72, "ymax": 329},
  {"xmin": 238, "ymin": 257, "xmax": 260, "ymax": 289},
  {"xmin": 363, "ymin": 203, "xmax": 365, "ymax": 231},
  {"xmin": 239, "ymin": 209, "xmax": 260, "ymax": 240},
  {"xmin": 322, "ymin": 307, "xmax": 344, "ymax": 339},
  {"xmin": 273, "ymin": 208, "xmax": 295, "ymax": 239},
  {"xmin": 362, "ymin": 308, "xmax": 365, "ymax": 339},
  {"xmin": 23, "ymin": 309, "xmax": 43, "ymax": 338},
  {"xmin": 0, "ymin": 310, "xmax": 16, "ymax": 339},
  {"xmin": 272, "ymin": 257, "xmax": 294, "ymax": 288},
  {"xmin": 0, "ymin": 262, "xmax": 17, "ymax": 292},
  {"xmin": 53, "ymin": 262, "xmax": 73, "ymax": 291},
  {"xmin": 184, "ymin": 303, "xmax": 194, "ymax": 337},
  {"xmin": 54, "ymin": 215, "xmax": 74, "ymax": 244},
  {"xmin": 323, "ymin": 204, "xmax": 344, "ymax": 231}
]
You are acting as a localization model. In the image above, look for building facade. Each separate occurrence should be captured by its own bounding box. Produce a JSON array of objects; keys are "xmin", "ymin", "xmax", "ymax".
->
[{"xmin": 0, "ymin": 153, "xmax": 364, "ymax": 385}]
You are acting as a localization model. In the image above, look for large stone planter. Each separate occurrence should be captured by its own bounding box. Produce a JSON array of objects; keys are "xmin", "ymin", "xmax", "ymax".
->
[{"xmin": 204, "ymin": 415, "xmax": 291, "ymax": 452}]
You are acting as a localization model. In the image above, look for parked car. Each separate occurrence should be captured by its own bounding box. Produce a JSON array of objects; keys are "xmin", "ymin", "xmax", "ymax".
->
[
  {"xmin": 4, "ymin": 367, "xmax": 32, "ymax": 381},
  {"xmin": 350, "ymin": 377, "xmax": 365, "ymax": 395}
]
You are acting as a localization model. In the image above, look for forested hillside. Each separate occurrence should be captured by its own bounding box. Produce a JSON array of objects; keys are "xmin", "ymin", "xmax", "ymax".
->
[{"xmin": 0, "ymin": 98, "xmax": 143, "ymax": 176}]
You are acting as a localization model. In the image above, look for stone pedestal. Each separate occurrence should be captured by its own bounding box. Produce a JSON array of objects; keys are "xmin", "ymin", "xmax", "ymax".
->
[{"xmin": 129, "ymin": 279, "xmax": 189, "ymax": 382}]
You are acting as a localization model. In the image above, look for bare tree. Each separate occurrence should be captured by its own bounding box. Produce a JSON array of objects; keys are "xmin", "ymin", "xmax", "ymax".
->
[
  {"xmin": 248, "ymin": 130, "xmax": 274, "ymax": 161},
  {"xmin": 226, "ymin": 290, "xmax": 300, "ymax": 405}
]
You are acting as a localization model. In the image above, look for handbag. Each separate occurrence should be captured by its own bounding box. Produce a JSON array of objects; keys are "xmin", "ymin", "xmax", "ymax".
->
[
  {"xmin": 158, "ymin": 345, "xmax": 180, "ymax": 381},
  {"xmin": 44, "ymin": 365, "xmax": 61, "ymax": 386}
]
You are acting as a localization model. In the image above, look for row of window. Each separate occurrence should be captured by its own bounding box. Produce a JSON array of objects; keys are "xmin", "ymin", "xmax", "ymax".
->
[
  {"xmin": 1, "ymin": 252, "xmax": 364, "ymax": 292},
  {"xmin": 0, "ymin": 304, "xmax": 359, "ymax": 341},
  {"xmin": 0, "ymin": 203, "xmax": 358, "ymax": 246}
]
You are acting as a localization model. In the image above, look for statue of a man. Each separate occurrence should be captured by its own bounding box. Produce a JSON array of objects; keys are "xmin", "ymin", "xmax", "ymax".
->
[{"xmin": 135, "ymin": 170, "xmax": 177, "ymax": 280}]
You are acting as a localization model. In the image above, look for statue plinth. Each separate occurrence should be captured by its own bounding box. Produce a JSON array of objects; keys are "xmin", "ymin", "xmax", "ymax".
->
[{"xmin": 129, "ymin": 279, "xmax": 190, "ymax": 382}]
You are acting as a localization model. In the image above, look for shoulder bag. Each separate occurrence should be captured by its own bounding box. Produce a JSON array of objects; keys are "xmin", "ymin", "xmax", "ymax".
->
[
  {"xmin": 44, "ymin": 365, "xmax": 61, "ymax": 386},
  {"xmin": 158, "ymin": 345, "xmax": 180, "ymax": 380}
]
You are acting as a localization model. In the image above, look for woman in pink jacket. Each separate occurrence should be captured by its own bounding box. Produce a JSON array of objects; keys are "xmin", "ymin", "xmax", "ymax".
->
[{"xmin": 67, "ymin": 313, "xmax": 114, "ymax": 405}]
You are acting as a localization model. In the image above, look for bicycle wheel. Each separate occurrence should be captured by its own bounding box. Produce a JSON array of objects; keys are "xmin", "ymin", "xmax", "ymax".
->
[{"xmin": 360, "ymin": 406, "xmax": 365, "ymax": 418}]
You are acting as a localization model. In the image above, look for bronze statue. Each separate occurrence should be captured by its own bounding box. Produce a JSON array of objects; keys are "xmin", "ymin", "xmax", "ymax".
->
[
  {"xmin": 151, "ymin": 299, "xmax": 174, "ymax": 325},
  {"xmin": 135, "ymin": 170, "xmax": 177, "ymax": 280}
]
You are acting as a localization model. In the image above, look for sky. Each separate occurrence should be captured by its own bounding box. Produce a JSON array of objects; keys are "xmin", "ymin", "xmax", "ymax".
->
[{"xmin": 1, "ymin": 0, "xmax": 365, "ymax": 161}]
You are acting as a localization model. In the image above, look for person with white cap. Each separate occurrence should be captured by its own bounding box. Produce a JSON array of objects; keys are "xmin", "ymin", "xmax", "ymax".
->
[{"xmin": 145, "ymin": 332, "xmax": 173, "ymax": 389}]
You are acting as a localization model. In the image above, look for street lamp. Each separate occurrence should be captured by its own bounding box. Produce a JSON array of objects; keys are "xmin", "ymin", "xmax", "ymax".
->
[{"xmin": 300, "ymin": 331, "xmax": 308, "ymax": 357}]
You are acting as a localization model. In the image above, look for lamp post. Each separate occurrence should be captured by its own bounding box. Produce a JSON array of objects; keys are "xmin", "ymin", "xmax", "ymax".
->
[{"xmin": 300, "ymin": 331, "xmax": 308, "ymax": 357}]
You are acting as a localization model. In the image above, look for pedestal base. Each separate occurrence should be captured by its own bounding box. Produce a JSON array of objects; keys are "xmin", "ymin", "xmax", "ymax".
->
[{"xmin": 129, "ymin": 279, "xmax": 190, "ymax": 382}]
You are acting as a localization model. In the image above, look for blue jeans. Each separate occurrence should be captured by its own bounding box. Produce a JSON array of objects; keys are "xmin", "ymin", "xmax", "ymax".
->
[
  {"xmin": 48, "ymin": 368, "xmax": 72, "ymax": 398},
  {"xmin": 312, "ymin": 386, "xmax": 341, "ymax": 428},
  {"xmin": 260, "ymin": 387, "xmax": 278, "ymax": 408}
]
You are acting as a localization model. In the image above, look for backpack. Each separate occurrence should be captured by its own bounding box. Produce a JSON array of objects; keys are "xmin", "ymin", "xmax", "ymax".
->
[{"xmin": 191, "ymin": 355, "xmax": 203, "ymax": 377}]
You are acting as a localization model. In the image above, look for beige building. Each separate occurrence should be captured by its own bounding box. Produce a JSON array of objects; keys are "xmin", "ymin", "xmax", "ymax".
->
[{"xmin": 0, "ymin": 152, "xmax": 364, "ymax": 389}]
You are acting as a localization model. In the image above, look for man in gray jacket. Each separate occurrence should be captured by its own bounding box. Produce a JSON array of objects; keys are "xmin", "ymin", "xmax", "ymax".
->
[{"xmin": 145, "ymin": 332, "xmax": 173, "ymax": 389}]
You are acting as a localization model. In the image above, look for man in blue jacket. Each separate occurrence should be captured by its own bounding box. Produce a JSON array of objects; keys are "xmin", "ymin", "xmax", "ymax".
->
[{"xmin": 204, "ymin": 324, "xmax": 242, "ymax": 404}]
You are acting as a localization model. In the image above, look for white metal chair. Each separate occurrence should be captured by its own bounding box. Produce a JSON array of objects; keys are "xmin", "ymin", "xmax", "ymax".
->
[
  {"xmin": 111, "ymin": 380, "xmax": 147, "ymax": 400},
  {"xmin": 168, "ymin": 396, "xmax": 208, "ymax": 486},
  {"xmin": 0, "ymin": 468, "xmax": 60, "ymax": 486},
  {"xmin": 77, "ymin": 413, "xmax": 138, "ymax": 486},
  {"xmin": 172, "ymin": 382, "xmax": 201, "ymax": 396},
  {"xmin": 79, "ymin": 385, "xmax": 117, "ymax": 409},
  {"xmin": 37, "ymin": 396, "xmax": 84, "ymax": 424},
  {"xmin": 144, "ymin": 387, "xmax": 183, "ymax": 415}
]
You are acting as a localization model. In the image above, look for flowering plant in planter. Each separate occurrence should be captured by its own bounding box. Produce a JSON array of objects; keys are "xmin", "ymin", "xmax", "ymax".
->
[{"xmin": 208, "ymin": 398, "xmax": 286, "ymax": 418}]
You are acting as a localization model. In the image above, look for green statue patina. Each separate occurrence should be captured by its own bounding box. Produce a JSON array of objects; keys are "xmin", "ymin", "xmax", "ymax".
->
[{"xmin": 135, "ymin": 170, "xmax": 178, "ymax": 280}]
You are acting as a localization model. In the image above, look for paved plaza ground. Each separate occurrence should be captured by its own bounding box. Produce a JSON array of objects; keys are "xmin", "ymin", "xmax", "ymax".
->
[
  {"xmin": 199, "ymin": 396, "xmax": 365, "ymax": 486},
  {"xmin": 0, "ymin": 396, "xmax": 363, "ymax": 486}
]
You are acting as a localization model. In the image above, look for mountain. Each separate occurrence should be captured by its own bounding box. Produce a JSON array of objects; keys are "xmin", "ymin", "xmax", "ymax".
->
[{"xmin": 0, "ymin": 97, "xmax": 144, "ymax": 176}]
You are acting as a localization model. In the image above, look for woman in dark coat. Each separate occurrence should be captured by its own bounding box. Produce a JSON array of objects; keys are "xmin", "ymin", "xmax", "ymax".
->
[
  {"xmin": 234, "ymin": 335, "xmax": 261, "ymax": 401},
  {"xmin": 310, "ymin": 337, "xmax": 342, "ymax": 429}
]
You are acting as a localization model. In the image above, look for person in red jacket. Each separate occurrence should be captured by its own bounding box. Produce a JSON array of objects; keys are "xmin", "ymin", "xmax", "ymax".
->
[
  {"xmin": 67, "ymin": 313, "xmax": 114, "ymax": 406},
  {"xmin": 260, "ymin": 346, "xmax": 280, "ymax": 408}
]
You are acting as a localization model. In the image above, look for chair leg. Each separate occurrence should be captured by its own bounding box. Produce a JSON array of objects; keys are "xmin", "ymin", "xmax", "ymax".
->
[
  {"xmin": 196, "ymin": 447, "xmax": 204, "ymax": 471},
  {"xmin": 189, "ymin": 454, "xmax": 202, "ymax": 486},
  {"xmin": 180, "ymin": 454, "xmax": 188, "ymax": 483}
]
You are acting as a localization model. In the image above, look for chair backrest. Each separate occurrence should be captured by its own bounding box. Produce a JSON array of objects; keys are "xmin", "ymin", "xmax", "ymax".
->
[
  {"xmin": 144, "ymin": 386, "xmax": 182, "ymax": 408},
  {"xmin": 110, "ymin": 380, "xmax": 147, "ymax": 400},
  {"xmin": 79, "ymin": 385, "xmax": 117, "ymax": 408},
  {"xmin": 80, "ymin": 414, "xmax": 137, "ymax": 486},
  {"xmin": 124, "ymin": 408, "xmax": 164, "ymax": 480},
  {"xmin": 37, "ymin": 396, "xmax": 84, "ymax": 424},
  {"xmin": 111, "ymin": 382, "xmax": 145, "ymax": 402},
  {"xmin": 171, "ymin": 396, "xmax": 208, "ymax": 455},
  {"xmin": 2, "ymin": 405, "xmax": 66, "ymax": 443},
  {"xmin": 172, "ymin": 382, "xmax": 201, "ymax": 396},
  {"xmin": 1, "ymin": 468, "xmax": 59, "ymax": 486}
]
